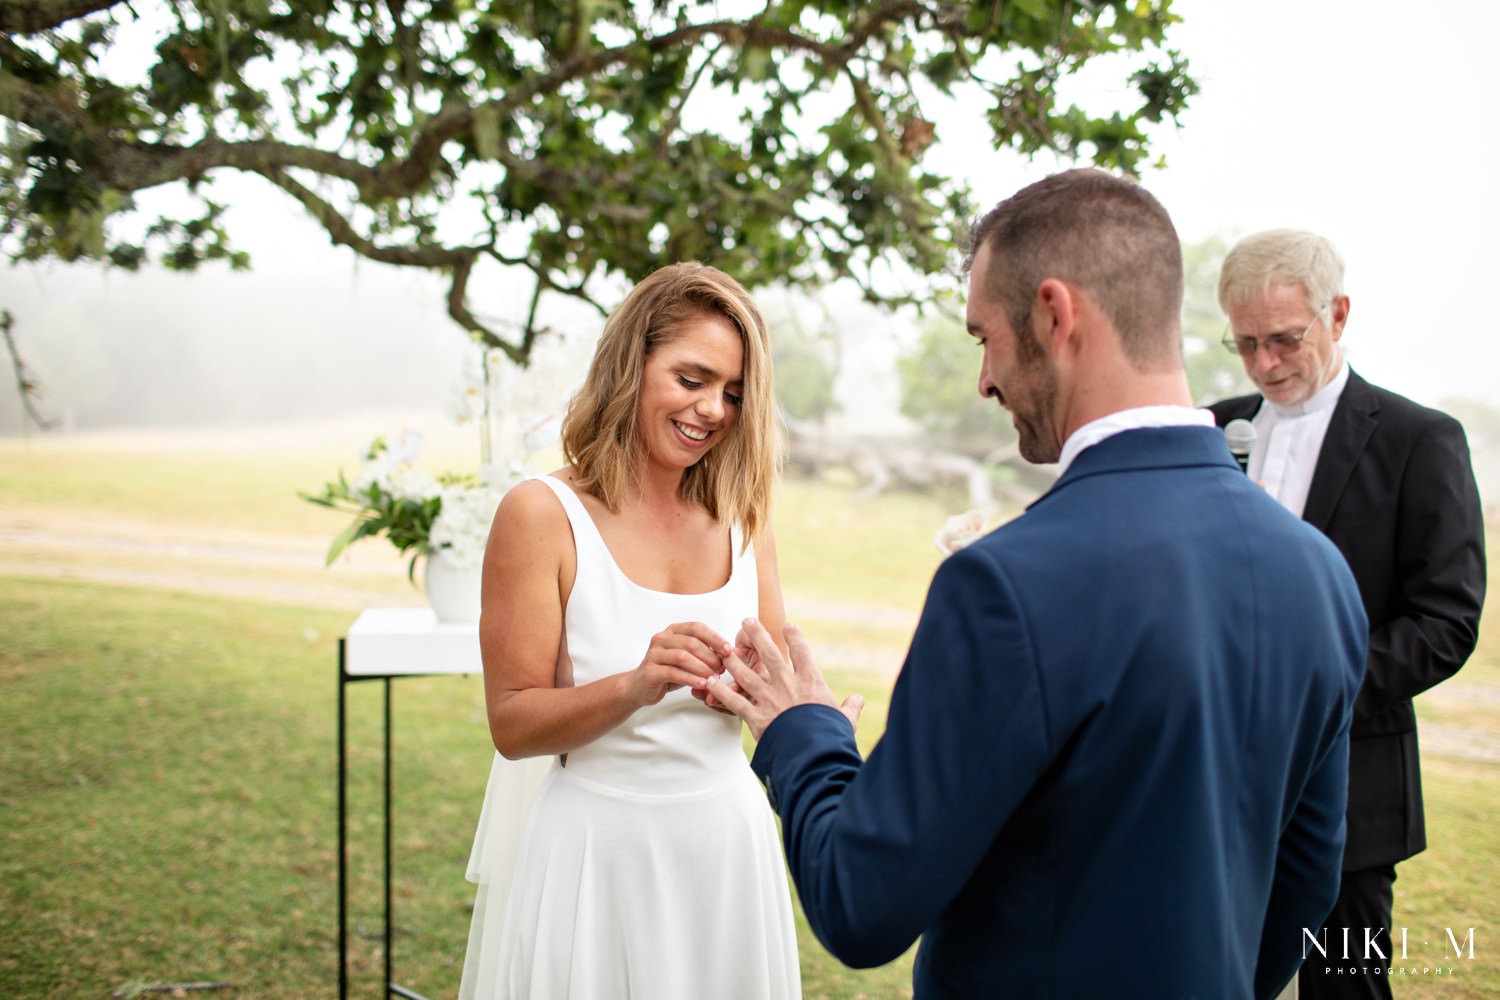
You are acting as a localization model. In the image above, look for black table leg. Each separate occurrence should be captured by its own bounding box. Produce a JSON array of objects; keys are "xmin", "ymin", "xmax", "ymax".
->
[
  {"xmin": 338, "ymin": 640, "xmax": 349, "ymax": 1000},
  {"xmin": 384, "ymin": 676, "xmax": 393, "ymax": 995}
]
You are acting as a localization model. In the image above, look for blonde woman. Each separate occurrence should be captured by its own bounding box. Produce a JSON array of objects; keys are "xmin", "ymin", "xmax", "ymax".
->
[{"xmin": 458, "ymin": 262, "xmax": 799, "ymax": 999}]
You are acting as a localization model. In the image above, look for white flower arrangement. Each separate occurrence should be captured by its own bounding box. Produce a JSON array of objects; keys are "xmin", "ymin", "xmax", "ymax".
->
[
  {"xmin": 428, "ymin": 480, "xmax": 510, "ymax": 570},
  {"xmin": 302, "ymin": 339, "xmax": 580, "ymax": 580},
  {"xmin": 302, "ymin": 431, "xmax": 516, "ymax": 578}
]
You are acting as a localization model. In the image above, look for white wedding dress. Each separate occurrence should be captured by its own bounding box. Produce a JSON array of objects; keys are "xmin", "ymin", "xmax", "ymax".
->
[{"xmin": 458, "ymin": 475, "xmax": 801, "ymax": 999}]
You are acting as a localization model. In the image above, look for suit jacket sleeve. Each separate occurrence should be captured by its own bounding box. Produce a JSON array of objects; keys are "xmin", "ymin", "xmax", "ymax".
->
[
  {"xmin": 1357, "ymin": 413, "xmax": 1485, "ymax": 719},
  {"xmin": 1255, "ymin": 703, "xmax": 1351, "ymax": 998},
  {"xmin": 751, "ymin": 546, "xmax": 1051, "ymax": 968}
]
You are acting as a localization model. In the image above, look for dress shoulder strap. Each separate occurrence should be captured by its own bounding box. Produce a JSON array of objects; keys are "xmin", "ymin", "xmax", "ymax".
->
[
  {"xmin": 529, "ymin": 474, "xmax": 609, "ymax": 562},
  {"xmin": 530, "ymin": 473, "xmax": 582, "ymax": 517}
]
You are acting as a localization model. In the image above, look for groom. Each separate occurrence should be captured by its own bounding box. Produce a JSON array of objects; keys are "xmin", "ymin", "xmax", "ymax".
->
[{"xmin": 708, "ymin": 169, "xmax": 1368, "ymax": 999}]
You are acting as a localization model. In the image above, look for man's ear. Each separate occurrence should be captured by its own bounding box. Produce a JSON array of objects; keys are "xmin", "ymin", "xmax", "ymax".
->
[
  {"xmin": 1034, "ymin": 277, "xmax": 1078, "ymax": 355},
  {"xmin": 1328, "ymin": 294, "xmax": 1351, "ymax": 343}
]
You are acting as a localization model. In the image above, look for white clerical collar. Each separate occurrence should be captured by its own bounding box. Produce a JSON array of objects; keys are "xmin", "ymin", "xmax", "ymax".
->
[
  {"xmin": 1269, "ymin": 361, "xmax": 1349, "ymax": 418},
  {"xmin": 1056, "ymin": 405, "xmax": 1216, "ymax": 477}
]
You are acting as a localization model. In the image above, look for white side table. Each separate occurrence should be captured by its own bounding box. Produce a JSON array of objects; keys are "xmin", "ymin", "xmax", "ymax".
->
[{"xmin": 338, "ymin": 608, "xmax": 481, "ymax": 999}]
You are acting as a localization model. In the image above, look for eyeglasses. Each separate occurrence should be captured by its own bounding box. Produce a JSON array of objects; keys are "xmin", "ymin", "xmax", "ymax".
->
[{"xmin": 1221, "ymin": 307, "xmax": 1328, "ymax": 358}]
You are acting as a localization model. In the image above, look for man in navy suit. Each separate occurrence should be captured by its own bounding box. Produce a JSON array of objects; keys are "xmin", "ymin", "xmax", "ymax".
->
[
  {"xmin": 707, "ymin": 170, "xmax": 1368, "ymax": 999},
  {"xmin": 1208, "ymin": 230, "xmax": 1486, "ymax": 1000}
]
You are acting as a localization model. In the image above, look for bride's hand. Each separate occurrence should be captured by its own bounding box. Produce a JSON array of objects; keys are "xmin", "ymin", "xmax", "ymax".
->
[
  {"xmin": 627, "ymin": 622, "xmax": 732, "ymax": 707},
  {"xmin": 697, "ymin": 627, "xmax": 773, "ymax": 715}
]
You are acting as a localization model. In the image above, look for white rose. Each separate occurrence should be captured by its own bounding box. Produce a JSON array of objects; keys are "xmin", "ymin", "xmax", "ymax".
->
[
  {"xmin": 934, "ymin": 509, "xmax": 987, "ymax": 556},
  {"xmin": 523, "ymin": 414, "xmax": 563, "ymax": 453}
]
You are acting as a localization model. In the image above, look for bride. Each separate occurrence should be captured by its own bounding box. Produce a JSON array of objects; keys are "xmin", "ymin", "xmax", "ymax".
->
[{"xmin": 458, "ymin": 261, "xmax": 800, "ymax": 999}]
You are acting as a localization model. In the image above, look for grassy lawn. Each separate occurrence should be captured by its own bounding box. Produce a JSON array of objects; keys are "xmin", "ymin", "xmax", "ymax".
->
[
  {"xmin": 0, "ymin": 576, "xmax": 914, "ymax": 999},
  {"xmin": 2, "ymin": 432, "xmax": 1496, "ymax": 998}
]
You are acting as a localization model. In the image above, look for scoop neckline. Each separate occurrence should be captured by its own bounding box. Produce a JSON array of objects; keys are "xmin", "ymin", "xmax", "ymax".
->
[{"xmin": 541, "ymin": 474, "xmax": 737, "ymax": 598}]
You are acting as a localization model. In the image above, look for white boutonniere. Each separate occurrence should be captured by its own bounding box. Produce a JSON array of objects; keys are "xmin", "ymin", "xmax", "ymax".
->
[{"xmin": 934, "ymin": 509, "xmax": 987, "ymax": 556}]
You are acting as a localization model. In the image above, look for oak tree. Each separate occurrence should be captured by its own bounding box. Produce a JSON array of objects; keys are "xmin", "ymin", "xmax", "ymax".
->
[{"xmin": 1, "ymin": 0, "xmax": 1195, "ymax": 362}]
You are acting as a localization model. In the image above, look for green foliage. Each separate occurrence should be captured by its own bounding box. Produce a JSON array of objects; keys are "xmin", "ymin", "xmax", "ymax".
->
[
  {"xmin": 897, "ymin": 313, "xmax": 1016, "ymax": 457},
  {"xmin": 0, "ymin": 0, "xmax": 1197, "ymax": 360},
  {"xmin": 300, "ymin": 468, "xmax": 443, "ymax": 572},
  {"xmin": 1181, "ymin": 235, "xmax": 1253, "ymax": 404},
  {"xmin": 770, "ymin": 312, "xmax": 837, "ymax": 423},
  {"xmin": 897, "ymin": 237, "xmax": 1253, "ymax": 431},
  {"xmin": 298, "ymin": 434, "xmax": 490, "ymax": 578}
]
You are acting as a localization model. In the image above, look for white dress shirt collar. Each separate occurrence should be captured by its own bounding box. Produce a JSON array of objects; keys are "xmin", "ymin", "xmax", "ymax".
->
[
  {"xmin": 1247, "ymin": 361, "xmax": 1351, "ymax": 518},
  {"xmin": 1056, "ymin": 405, "xmax": 1216, "ymax": 478}
]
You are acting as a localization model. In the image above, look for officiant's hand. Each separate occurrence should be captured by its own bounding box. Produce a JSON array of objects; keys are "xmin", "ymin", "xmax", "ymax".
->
[{"xmin": 707, "ymin": 619, "xmax": 864, "ymax": 741}]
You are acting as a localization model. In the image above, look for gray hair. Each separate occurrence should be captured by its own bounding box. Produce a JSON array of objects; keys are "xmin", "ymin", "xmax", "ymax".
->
[{"xmin": 1218, "ymin": 229, "xmax": 1345, "ymax": 314}]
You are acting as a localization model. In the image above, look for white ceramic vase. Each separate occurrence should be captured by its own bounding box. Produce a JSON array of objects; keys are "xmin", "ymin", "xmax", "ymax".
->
[{"xmin": 423, "ymin": 549, "xmax": 482, "ymax": 624}]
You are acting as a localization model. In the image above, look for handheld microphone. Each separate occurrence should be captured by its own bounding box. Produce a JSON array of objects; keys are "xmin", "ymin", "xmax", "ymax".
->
[{"xmin": 1224, "ymin": 419, "xmax": 1255, "ymax": 475}]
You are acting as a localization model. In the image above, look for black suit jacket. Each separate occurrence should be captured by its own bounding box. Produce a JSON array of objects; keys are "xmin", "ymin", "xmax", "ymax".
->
[{"xmin": 1210, "ymin": 369, "xmax": 1486, "ymax": 870}]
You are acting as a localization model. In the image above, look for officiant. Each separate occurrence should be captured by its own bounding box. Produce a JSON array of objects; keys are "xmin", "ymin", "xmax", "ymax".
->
[{"xmin": 1208, "ymin": 229, "xmax": 1487, "ymax": 1000}]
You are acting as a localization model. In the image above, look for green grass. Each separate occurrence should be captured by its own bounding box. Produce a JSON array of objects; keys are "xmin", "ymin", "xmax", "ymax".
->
[
  {"xmin": 0, "ymin": 438, "xmax": 342, "ymax": 537},
  {"xmin": 1394, "ymin": 758, "xmax": 1500, "ymax": 998},
  {"xmin": 3, "ymin": 434, "xmax": 1497, "ymax": 998},
  {"xmin": 2, "ymin": 580, "xmax": 355, "ymax": 997},
  {"xmin": 773, "ymin": 471, "xmax": 957, "ymax": 614},
  {"xmin": 0, "ymin": 577, "xmax": 914, "ymax": 999},
  {"xmin": 0, "ymin": 425, "xmax": 482, "ymax": 539}
]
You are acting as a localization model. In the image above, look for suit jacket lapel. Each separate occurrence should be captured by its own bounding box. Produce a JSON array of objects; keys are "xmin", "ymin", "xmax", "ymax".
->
[{"xmin": 1302, "ymin": 370, "xmax": 1380, "ymax": 531}]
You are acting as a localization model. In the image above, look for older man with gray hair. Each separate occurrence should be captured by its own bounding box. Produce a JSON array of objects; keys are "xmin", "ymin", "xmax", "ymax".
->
[{"xmin": 1208, "ymin": 229, "xmax": 1487, "ymax": 1000}]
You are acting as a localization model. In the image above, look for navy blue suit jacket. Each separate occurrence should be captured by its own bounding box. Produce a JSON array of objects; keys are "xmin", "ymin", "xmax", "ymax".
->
[{"xmin": 754, "ymin": 426, "xmax": 1368, "ymax": 999}]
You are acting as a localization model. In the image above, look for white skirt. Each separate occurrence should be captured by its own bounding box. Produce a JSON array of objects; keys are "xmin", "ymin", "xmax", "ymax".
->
[{"xmin": 460, "ymin": 755, "xmax": 801, "ymax": 1000}]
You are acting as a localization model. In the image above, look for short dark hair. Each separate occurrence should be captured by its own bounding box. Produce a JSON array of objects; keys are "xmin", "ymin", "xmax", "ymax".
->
[{"xmin": 962, "ymin": 169, "xmax": 1184, "ymax": 369}]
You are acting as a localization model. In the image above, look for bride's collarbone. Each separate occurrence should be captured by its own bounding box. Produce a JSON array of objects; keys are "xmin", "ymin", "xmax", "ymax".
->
[{"xmin": 592, "ymin": 507, "xmax": 733, "ymax": 595}]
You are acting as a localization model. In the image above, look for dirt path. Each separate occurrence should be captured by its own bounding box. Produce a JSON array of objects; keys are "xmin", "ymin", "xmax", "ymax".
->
[{"xmin": 4, "ymin": 507, "xmax": 1496, "ymax": 764}]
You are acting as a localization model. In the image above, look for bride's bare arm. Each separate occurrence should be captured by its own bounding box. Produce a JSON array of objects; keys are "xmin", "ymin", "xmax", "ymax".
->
[
  {"xmin": 702, "ymin": 526, "xmax": 789, "ymax": 713},
  {"xmin": 755, "ymin": 526, "xmax": 790, "ymax": 663},
  {"xmin": 480, "ymin": 481, "xmax": 728, "ymax": 759}
]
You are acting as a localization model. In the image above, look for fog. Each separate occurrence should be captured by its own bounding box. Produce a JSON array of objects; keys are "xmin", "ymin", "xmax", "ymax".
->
[
  {"xmin": 1, "ymin": 256, "xmax": 477, "ymax": 434},
  {"xmin": 4, "ymin": 0, "xmax": 1500, "ymax": 456},
  {"xmin": 0, "ymin": 201, "xmax": 915, "ymax": 441}
]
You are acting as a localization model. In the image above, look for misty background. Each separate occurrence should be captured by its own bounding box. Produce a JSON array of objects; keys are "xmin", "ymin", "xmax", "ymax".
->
[{"xmin": 4, "ymin": 0, "xmax": 1500, "ymax": 519}]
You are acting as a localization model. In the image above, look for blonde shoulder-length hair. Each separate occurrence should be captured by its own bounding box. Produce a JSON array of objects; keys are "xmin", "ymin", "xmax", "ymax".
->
[{"xmin": 561, "ymin": 261, "xmax": 780, "ymax": 545}]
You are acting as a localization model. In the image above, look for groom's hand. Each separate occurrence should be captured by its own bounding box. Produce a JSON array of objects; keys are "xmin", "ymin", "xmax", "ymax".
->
[{"xmin": 707, "ymin": 619, "xmax": 864, "ymax": 742}]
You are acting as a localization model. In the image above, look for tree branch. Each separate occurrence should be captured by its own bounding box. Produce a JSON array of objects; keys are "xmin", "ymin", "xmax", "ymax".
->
[
  {"xmin": 1, "ymin": 308, "xmax": 57, "ymax": 431},
  {"xmin": 251, "ymin": 165, "xmax": 467, "ymax": 268},
  {"xmin": 839, "ymin": 1, "xmax": 928, "ymax": 57},
  {"xmin": 518, "ymin": 271, "xmax": 545, "ymax": 363},
  {"xmin": 388, "ymin": 15, "xmax": 860, "ymax": 198},
  {"xmin": 250, "ymin": 164, "xmax": 532, "ymax": 356},
  {"xmin": 1, "ymin": 4, "xmax": 926, "ymax": 210},
  {"xmin": 0, "ymin": 0, "xmax": 126, "ymax": 34},
  {"xmin": 0, "ymin": 58, "xmax": 382, "ymax": 194}
]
